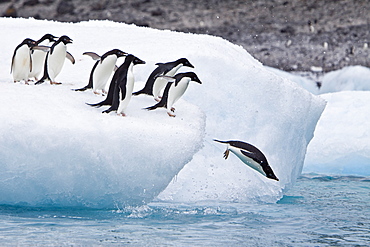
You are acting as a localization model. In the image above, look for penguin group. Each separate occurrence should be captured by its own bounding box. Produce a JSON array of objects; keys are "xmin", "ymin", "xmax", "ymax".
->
[
  {"xmin": 83, "ymin": 53, "xmax": 201, "ymax": 117},
  {"xmin": 11, "ymin": 34, "xmax": 74, "ymax": 85},
  {"xmin": 10, "ymin": 34, "xmax": 279, "ymax": 182}
]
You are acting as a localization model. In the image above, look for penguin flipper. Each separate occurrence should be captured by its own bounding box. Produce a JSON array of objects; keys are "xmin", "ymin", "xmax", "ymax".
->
[
  {"xmin": 10, "ymin": 50, "xmax": 16, "ymax": 73},
  {"xmin": 66, "ymin": 52, "xmax": 75, "ymax": 64},
  {"xmin": 83, "ymin": 52, "xmax": 101, "ymax": 61},
  {"xmin": 31, "ymin": 45, "xmax": 50, "ymax": 52}
]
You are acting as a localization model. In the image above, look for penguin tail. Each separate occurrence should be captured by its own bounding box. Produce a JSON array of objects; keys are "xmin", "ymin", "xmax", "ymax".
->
[
  {"xmin": 133, "ymin": 88, "xmax": 152, "ymax": 96},
  {"xmin": 144, "ymin": 104, "xmax": 160, "ymax": 111},
  {"xmin": 102, "ymin": 107, "xmax": 114, "ymax": 114},
  {"xmin": 132, "ymin": 90, "xmax": 143, "ymax": 96},
  {"xmin": 35, "ymin": 78, "xmax": 46, "ymax": 85},
  {"xmin": 73, "ymin": 85, "xmax": 91, "ymax": 91},
  {"xmin": 213, "ymin": 139, "xmax": 228, "ymax": 144},
  {"xmin": 86, "ymin": 102, "xmax": 103, "ymax": 108}
]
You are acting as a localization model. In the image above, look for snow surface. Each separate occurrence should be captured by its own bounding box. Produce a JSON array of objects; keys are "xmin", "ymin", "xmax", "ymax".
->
[{"xmin": 0, "ymin": 18, "xmax": 326, "ymax": 207}]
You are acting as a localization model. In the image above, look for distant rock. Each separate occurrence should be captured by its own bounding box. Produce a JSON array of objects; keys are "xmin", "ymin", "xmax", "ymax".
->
[{"xmin": 1, "ymin": 0, "xmax": 369, "ymax": 72}]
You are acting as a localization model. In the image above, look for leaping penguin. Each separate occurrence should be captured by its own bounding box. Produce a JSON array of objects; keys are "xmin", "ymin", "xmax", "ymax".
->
[
  {"xmin": 133, "ymin": 58, "xmax": 194, "ymax": 101},
  {"xmin": 73, "ymin": 49, "xmax": 127, "ymax": 94},
  {"xmin": 145, "ymin": 72, "xmax": 202, "ymax": 117},
  {"xmin": 214, "ymin": 139, "xmax": 279, "ymax": 181},
  {"xmin": 89, "ymin": 54, "xmax": 145, "ymax": 116},
  {"xmin": 35, "ymin": 35, "xmax": 75, "ymax": 85},
  {"xmin": 29, "ymin": 34, "xmax": 57, "ymax": 81},
  {"xmin": 11, "ymin": 38, "xmax": 38, "ymax": 83}
]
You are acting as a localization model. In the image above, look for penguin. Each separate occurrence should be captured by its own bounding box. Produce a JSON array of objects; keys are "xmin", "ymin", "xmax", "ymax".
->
[
  {"xmin": 145, "ymin": 72, "xmax": 202, "ymax": 117},
  {"xmin": 133, "ymin": 58, "xmax": 194, "ymax": 101},
  {"xmin": 90, "ymin": 54, "xmax": 145, "ymax": 116},
  {"xmin": 214, "ymin": 139, "xmax": 279, "ymax": 181},
  {"xmin": 35, "ymin": 35, "xmax": 75, "ymax": 85},
  {"xmin": 29, "ymin": 34, "xmax": 57, "ymax": 81},
  {"xmin": 74, "ymin": 49, "xmax": 127, "ymax": 94},
  {"xmin": 11, "ymin": 38, "xmax": 38, "ymax": 83}
]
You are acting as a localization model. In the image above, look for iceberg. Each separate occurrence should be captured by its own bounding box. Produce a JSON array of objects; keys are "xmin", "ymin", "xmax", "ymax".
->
[
  {"xmin": 0, "ymin": 18, "xmax": 325, "ymax": 207},
  {"xmin": 319, "ymin": 66, "xmax": 370, "ymax": 94},
  {"xmin": 304, "ymin": 91, "xmax": 370, "ymax": 176}
]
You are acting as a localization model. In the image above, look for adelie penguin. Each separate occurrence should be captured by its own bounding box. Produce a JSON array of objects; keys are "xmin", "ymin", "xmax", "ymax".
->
[
  {"xmin": 214, "ymin": 139, "xmax": 279, "ymax": 181},
  {"xmin": 145, "ymin": 72, "xmax": 202, "ymax": 117},
  {"xmin": 29, "ymin": 34, "xmax": 58, "ymax": 81},
  {"xmin": 89, "ymin": 54, "xmax": 145, "ymax": 116},
  {"xmin": 35, "ymin": 35, "xmax": 75, "ymax": 85},
  {"xmin": 133, "ymin": 58, "xmax": 194, "ymax": 101},
  {"xmin": 74, "ymin": 49, "xmax": 127, "ymax": 94},
  {"xmin": 11, "ymin": 38, "xmax": 39, "ymax": 83}
]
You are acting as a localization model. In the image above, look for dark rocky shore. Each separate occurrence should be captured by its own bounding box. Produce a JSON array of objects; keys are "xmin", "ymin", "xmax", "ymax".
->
[{"xmin": 1, "ymin": 0, "xmax": 370, "ymax": 72}]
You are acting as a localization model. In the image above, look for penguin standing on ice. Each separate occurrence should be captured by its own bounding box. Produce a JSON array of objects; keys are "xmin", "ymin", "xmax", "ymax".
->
[
  {"xmin": 145, "ymin": 72, "xmax": 202, "ymax": 117},
  {"xmin": 133, "ymin": 58, "xmax": 194, "ymax": 101},
  {"xmin": 35, "ymin": 35, "xmax": 75, "ymax": 85},
  {"xmin": 74, "ymin": 49, "xmax": 127, "ymax": 94},
  {"xmin": 214, "ymin": 139, "xmax": 279, "ymax": 181},
  {"xmin": 29, "ymin": 34, "xmax": 57, "ymax": 81},
  {"xmin": 90, "ymin": 54, "xmax": 145, "ymax": 116},
  {"xmin": 11, "ymin": 38, "xmax": 38, "ymax": 83}
]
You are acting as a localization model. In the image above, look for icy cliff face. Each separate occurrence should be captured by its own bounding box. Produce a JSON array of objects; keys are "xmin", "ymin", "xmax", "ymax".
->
[{"xmin": 0, "ymin": 18, "xmax": 325, "ymax": 207}]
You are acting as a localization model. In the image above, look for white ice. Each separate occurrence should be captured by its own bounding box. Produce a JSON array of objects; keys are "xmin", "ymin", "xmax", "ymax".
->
[
  {"xmin": 0, "ymin": 18, "xmax": 325, "ymax": 207},
  {"xmin": 269, "ymin": 65, "xmax": 370, "ymax": 176}
]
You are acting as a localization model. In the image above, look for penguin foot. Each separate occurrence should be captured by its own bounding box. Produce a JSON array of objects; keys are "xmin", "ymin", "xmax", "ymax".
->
[
  {"xmin": 167, "ymin": 112, "xmax": 176, "ymax": 117},
  {"xmin": 50, "ymin": 81, "xmax": 62, "ymax": 85},
  {"xmin": 118, "ymin": 112, "xmax": 126, "ymax": 117},
  {"xmin": 171, "ymin": 107, "xmax": 175, "ymax": 112}
]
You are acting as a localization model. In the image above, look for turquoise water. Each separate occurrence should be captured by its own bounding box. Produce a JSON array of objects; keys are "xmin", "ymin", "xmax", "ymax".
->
[{"xmin": 0, "ymin": 174, "xmax": 369, "ymax": 246}]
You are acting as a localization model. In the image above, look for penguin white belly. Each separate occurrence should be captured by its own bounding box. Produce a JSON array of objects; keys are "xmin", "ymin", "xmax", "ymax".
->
[
  {"xmin": 12, "ymin": 45, "xmax": 31, "ymax": 82},
  {"xmin": 166, "ymin": 79, "xmax": 190, "ymax": 112},
  {"xmin": 117, "ymin": 65, "xmax": 135, "ymax": 115},
  {"xmin": 47, "ymin": 45, "xmax": 66, "ymax": 81},
  {"xmin": 29, "ymin": 40, "xmax": 50, "ymax": 79},
  {"xmin": 93, "ymin": 56, "xmax": 117, "ymax": 93},
  {"xmin": 229, "ymin": 147, "xmax": 267, "ymax": 177},
  {"xmin": 153, "ymin": 64, "xmax": 183, "ymax": 100},
  {"xmin": 29, "ymin": 50, "xmax": 46, "ymax": 79},
  {"xmin": 153, "ymin": 77, "xmax": 168, "ymax": 101}
]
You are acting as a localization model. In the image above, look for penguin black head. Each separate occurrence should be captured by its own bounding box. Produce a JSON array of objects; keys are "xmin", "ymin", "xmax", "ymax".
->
[
  {"xmin": 59, "ymin": 35, "xmax": 73, "ymax": 45},
  {"xmin": 108, "ymin": 49, "xmax": 127, "ymax": 58},
  {"xmin": 100, "ymin": 49, "xmax": 127, "ymax": 62},
  {"xmin": 177, "ymin": 58, "xmax": 194, "ymax": 68},
  {"xmin": 112, "ymin": 49, "xmax": 127, "ymax": 58},
  {"xmin": 180, "ymin": 72, "xmax": 202, "ymax": 84},
  {"xmin": 131, "ymin": 55, "xmax": 146, "ymax": 65},
  {"xmin": 37, "ymin": 34, "xmax": 57, "ymax": 44},
  {"xmin": 22, "ymin": 38, "xmax": 37, "ymax": 48}
]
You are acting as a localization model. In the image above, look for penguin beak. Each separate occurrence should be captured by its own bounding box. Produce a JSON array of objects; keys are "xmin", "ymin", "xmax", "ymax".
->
[
  {"xmin": 187, "ymin": 62, "xmax": 195, "ymax": 68},
  {"xmin": 223, "ymin": 149, "xmax": 230, "ymax": 159}
]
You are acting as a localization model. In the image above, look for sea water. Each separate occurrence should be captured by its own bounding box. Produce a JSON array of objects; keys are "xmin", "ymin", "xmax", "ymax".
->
[{"xmin": 0, "ymin": 174, "xmax": 369, "ymax": 246}]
